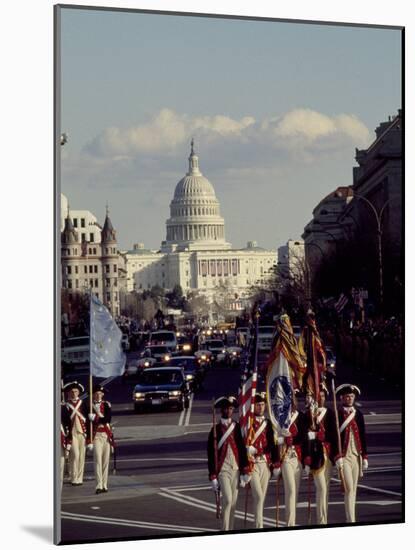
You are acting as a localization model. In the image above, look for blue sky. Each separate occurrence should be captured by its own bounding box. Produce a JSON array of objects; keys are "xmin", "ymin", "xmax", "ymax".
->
[{"xmin": 60, "ymin": 7, "xmax": 402, "ymax": 250}]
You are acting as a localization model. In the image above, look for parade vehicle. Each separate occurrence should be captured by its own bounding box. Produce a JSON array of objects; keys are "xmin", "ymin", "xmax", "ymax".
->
[
  {"xmin": 61, "ymin": 336, "xmax": 90, "ymax": 366},
  {"xmin": 148, "ymin": 330, "xmax": 177, "ymax": 352},
  {"xmin": 194, "ymin": 349, "xmax": 212, "ymax": 368},
  {"xmin": 200, "ymin": 339, "xmax": 227, "ymax": 364},
  {"xmin": 176, "ymin": 335, "xmax": 193, "ymax": 355},
  {"xmin": 132, "ymin": 367, "xmax": 190, "ymax": 412},
  {"xmin": 121, "ymin": 333, "xmax": 130, "ymax": 351},
  {"xmin": 141, "ymin": 345, "xmax": 171, "ymax": 365},
  {"xmin": 224, "ymin": 346, "xmax": 243, "ymax": 369},
  {"xmin": 169, "ymin": 356, "xmax": 204, "ymax": 391},
  {"xmin": 257, "ymin": 325, "xmax": 276, "ymax": 352}
]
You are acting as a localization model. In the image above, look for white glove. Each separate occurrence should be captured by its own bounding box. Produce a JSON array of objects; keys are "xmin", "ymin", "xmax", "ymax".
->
[
  {"xmin": 87, "ymin": 443, "xmax": 94, "ymax": 452},
  {"xmin": 272, "ymin": 467, "xmax": 281, "ymax": 480},
  {"xmin": 277, "ymin": 436, "xmax": 284, "ymax": 445},
  {"xmin": 247, "ymin": 445, "xmax": 257, "ymax": 457},
  {"xmin": 303, "ymin": 465, "xmax": 310, "ymax": 477},
  {"xmin": 211, "ymin": 479, "xmax": 219, "ymax": 491},
  {"xmin": 307, "ymin": 431, "xmax": 316, "ymax": 441},
  {"xmin": 362, "ymin": 458, "xmax": 369, "ymax": 471},
  {"xmin": 64, "ymin": 449, "xmax": 70, "ymax": 459},
  {"xmin": 88, "ymin": 413, "xmax": 96, "ymax": 421},
  {"xmin": 240, "ymin": 474, "xmax": 251, "ymax": 487}
]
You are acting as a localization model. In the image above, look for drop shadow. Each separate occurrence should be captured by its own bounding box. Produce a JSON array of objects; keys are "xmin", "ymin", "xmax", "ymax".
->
[{"xmin": 21, "ymin": 525, "xmax": 53, "ymax": 543}]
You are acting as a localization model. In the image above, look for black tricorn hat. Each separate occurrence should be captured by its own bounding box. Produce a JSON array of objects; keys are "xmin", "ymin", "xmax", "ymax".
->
[
  {"xmin": 63, "ymin": 381, "xmax": 85, "ymax": 394},
  {"xmin": 335, "ymin": 384, "xmax": 361, "ymax": 397},
  {"xmin": 214, "ymin": 395, "xmax": 238, "ymax": 409},
  {"xmin": 93, "ymin": 384, "xmax": 107, "ymax": 394},
  {"xmin": 254, "ymin": 392, "xmax": 266, "ymax": 404}
]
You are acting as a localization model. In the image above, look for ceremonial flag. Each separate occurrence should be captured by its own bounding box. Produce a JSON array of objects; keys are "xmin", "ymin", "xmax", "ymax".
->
[
  {"xmin": 300, "ymin": 314, "xmax": 326, "ymax": 402},
  {"xmin": 90, "ymin": 293, "xmax": 126, "ymax": 378},
  {"xmin": 238, "ymin": 371, "xmax": 257, "ymax": 439},
  {"xmin": 335, "ymin": 293, "xmax": 348, "ymax": 313}
]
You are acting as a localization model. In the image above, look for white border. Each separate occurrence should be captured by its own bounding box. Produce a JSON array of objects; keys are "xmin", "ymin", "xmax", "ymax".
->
[{"xmin": 2, "ymin": 1, "xmax": 411, "ymax": 548}]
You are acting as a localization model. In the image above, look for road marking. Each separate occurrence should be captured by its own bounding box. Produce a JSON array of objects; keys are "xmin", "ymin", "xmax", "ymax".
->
[
  {"xmin": 331, "ymin": 478, "xmax": 401, "ymax": 497},
  {"xmin": 61, "ymin": 511, "xmax": 214, "ymax": 533},
  {"xmin": 264, "ymin": 500, "xmax": 401, "ymax": 510},
  {"xmin": 90, "ymin": 507, "xmax": 100, "ymax": 510},
  {"xmin": 370, "ymin": 412, "xmax": 376, "ymax": 415},
  {"xmin": 178, "ymin": 408, "xmax": 185, "ymax": 426},
  {"xmin": 184, "ymin": 393, "xmax": 194, "ymax": 426},
  {"xmin": 159, "ymin": 488, "xmax": 281, "ymax": 527}
]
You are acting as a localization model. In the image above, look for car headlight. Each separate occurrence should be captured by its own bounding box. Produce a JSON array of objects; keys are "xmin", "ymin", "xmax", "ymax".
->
[
  {"xmin": 169, "ymin": 390, "xmax": 181, "ymax": 397},
  {"xmin": 186, "ymin": 374, "xmax": 194, "ymax": 380},
  {"xmin": 330, "ymin": 362, "xmax": 335, "ymax": 367},
  {"xmin": 201, "ymin": 354, "xmax": 207, "ymax": 360},
  {"xmin": 183, "ymin": 344, "xmax": 191, "ymax": 351},
  {"xmin": 134, "ymin": 392, "xmax": 145, "ymax": 399},
  {"xmin": 164, "ymin": 355, "xmax": 171, "ymax": 362},
  {"xmin": 144, "ymin": 361, "xmax": 150, "ymax": 367},
  {"xmin": 232, "ymin": 351, "xmax": 237, "ymax": 356}
]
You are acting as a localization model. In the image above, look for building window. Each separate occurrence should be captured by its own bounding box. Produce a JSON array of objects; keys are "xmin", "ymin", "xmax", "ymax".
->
[
  {"xmin": 81, "ymin": 233, "xmax": 86, "ymax": 242},
  {"xmin": 106, "ymin": 292, "xmax": 111, "ymax": 301},
  {"xmin": 113, "ymin": 264, "xmax": 117, "ymax": 272},
  {"xmin": 67, "ymin": 266, "xmax": 72, "ymax": 275},
  {"xmin": 114, "ymin": 279, "xmax": 118, "ymax": 287},
  {"xmin": 75, "ymin": 279, "xmax": 79, "ymax": 288},
  {"xmin": 106, "ymin": 278, "xmax": 110, "ymax": 287},
  {"xmin": 93, "ymin": 247, "xmax": 97, "ymax": 255},
  {"xmin": 73, "ymin": 218, "xmax": 78, "ymax": 228},
  {"xmin": 90, "ymin": 233, "xmax": 94, "ymax": 242},
  {"xmin": 81, "ymin": 218, "xmax": 85, "ymax": 228},
  {"xmin": 94, "ymin": 265, "xmax": 98, "ymax": 273},
  {"xmin": 105, "ymin": 248, "xmax": 109, "ymax": 254},
  {"xmin": 89, "ymin": 265, "xmax": 93, "ymax": 273},
  {"xmin": 105, "ymin": 265, "xmax": 110, "ymax": 273},
  {"xmin": 84, "ymin": 266, "xmax": 88, "ymax": 274},
  {"xmin": 114, "ymin": 293, "xmax": 118, "ymax": 302},
  {"xmin": 88, "ymin": 248, "xmax": 92, "ymax": 255},
  {"xmin": 90, "ymin": 279, "xmax": 93, "ymax": 287},
  {"xmin": 95, "ymin": 279, "xmax": 98, "ymax": 287},
  {"xmin": 67, "ymin": 280, "xmax": 72, "ymax": 289}
]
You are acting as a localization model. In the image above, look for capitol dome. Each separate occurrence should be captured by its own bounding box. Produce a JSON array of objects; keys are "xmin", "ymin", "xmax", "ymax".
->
[{"xmin": 162, "ymin": 140, "xmax": 231, "ymax": 252}]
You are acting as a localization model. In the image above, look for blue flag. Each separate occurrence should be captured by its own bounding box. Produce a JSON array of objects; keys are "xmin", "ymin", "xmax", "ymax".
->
[
  {"xmin": 266, "ymin": 350, "xmax": 293, "ymax": 434},
  {"xmin": 90, "ymin": 294, "xmax": 126, "ymax": 378}
]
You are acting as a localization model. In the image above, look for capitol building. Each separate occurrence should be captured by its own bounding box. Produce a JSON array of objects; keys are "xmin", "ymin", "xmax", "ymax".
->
[{"xmin": 123, "ymin": 141, "xmax": 277, "ymax": 309}]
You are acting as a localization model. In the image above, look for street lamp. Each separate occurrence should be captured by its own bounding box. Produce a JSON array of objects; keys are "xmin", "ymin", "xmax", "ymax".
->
[{"xmin": 353, "ymin": 193, "xmax": 390, "ymax": 314}]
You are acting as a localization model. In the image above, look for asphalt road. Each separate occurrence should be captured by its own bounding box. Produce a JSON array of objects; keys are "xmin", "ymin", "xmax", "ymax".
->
[{"xmin": 60, "ymin": 351, "xmax": 403, "ymax": 544}]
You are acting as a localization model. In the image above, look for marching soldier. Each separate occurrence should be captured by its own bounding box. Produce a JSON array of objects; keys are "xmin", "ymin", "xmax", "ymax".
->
[
  {"xmin": 303, "ymin": 384, "xmax": 338, "ymax": 524},
  {"xmin": 88, "ymin": 385, "xmax": 114, "ymax": 494},
  {"xmin": 64, "ymin": 381, "xmax": 88, "ymax": 486},
  {"xmin": 60, "ymin": 402, "xmax": 72, "ymax": 490},
  {"xmin": 335, "ymin": 384, "xmax": 368, "ymax": 523},
  {"xmin": 207, "ymin": 396, "xmax": 250, "ymax": 531},
  {"xmin": 274, "ymin": 392, "xmax": 307, "ymax": 527},
  {"xmin": 246, "ymin": 392, "xmax": 279, "ymax": 528}
]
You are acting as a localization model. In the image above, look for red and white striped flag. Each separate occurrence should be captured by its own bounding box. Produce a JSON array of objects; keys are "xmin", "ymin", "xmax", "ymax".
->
[
  {"xmin": 238, "ymin": 371, "xmax": 257, "ymax": 440},
  {"xmin": 335, "ymin": 293, "xmax": 348, "ymax": 313}
]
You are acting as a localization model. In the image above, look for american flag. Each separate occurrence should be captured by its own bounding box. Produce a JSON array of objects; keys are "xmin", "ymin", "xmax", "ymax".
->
[
  {"xmin": 238, "ymin": 370, "xmax": 257, "ymax": 440},
  {"xmin": 334, "ymin": 293, "xmax": 348, "ymax": 313}
]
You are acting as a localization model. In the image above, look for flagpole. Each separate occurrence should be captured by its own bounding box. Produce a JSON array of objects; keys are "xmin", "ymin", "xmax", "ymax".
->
[{"xmin": 89, "ymin": 287, "xmax": 93, "ymax": 446}]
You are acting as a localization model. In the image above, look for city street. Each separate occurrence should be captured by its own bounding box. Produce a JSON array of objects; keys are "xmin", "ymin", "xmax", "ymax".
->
[{"xmin": 60, "ymin": 356, "xmax": 402, "ymax": 543}]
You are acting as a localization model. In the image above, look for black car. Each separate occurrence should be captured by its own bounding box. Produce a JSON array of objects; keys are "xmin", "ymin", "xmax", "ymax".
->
[
  {"xmin": 141, "ymin": 345, "xmax": 172, "ymax": 365},
  {"xmin": 169, "ymin": 356, "xmax": 204, "ymax": 391},
  {"xmin": 202, "ymin": 339, "xmax": 227, "ymax": 363},
  {"xmin": 133, "ymin": 367, "xmax": 190, "ymax": 413}
]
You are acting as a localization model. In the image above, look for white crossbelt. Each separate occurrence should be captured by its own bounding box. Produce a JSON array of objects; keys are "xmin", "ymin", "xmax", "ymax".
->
[
  {"xmin": 93, "ymin": 402, "xmax": 105, "ymax": 418},
  {"xmin": 67, "ymin": 400, "xmax": 86, "ymax": 423},
  {"xmin": 218, "ymin": 422, "xmax": 235, "ymax": 450},
  {"xmin": 251, "ymin": 419, "xmax": 267, "ymax": 445},
  {"xmin": 316, "ymin": 407, "xmax": 327, "ymax": 424},
  {"xmin": 339, "ymin": 409, "xmax": 356, "ymax": 433}
]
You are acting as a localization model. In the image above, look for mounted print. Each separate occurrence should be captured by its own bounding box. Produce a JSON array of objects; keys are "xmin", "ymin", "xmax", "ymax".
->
[{"xmin": 54, "ymin": 4, "xmax": 404, "ymax": 545}]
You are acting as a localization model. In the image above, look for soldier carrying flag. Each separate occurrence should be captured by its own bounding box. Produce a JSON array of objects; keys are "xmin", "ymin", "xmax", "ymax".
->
[
  {"xmin": 265, "ymin": 314, "xmax": 307, "ymax": 527},
  {"xmin": 87, "ymin": 384, "xmax": 115, "ymax": 494},
  {"xmin": 207, "ymin": 396, "xmax": 250, "ymax": 531}
]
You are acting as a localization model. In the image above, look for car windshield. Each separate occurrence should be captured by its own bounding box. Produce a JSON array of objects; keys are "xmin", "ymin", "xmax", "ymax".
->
[
  {"xmin": 63, "ymin": 337, "xmax": 89, "ymax": 347},
  {"xmin": 148, "ymin": 346, "xmax": 169, "ymax": 354},
  {"xmin": 206, "ymin": 340, "xmax": 224, "ymax": 348},
  {"xmin": 151, "ymin": 332, "xmax": 176, "ymax": 343},
  {"xmin": 170, "ymin": 358, "xmax": 196, "ymax": 369},
  {"xmin": 138, "ymin": 371, "xmax": 182, "ymax": 385}
]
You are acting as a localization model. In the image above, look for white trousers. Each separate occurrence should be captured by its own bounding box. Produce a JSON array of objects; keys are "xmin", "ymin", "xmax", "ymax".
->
[
  {"xmin": 60, "ymin": 447, "xmax": 65, "ymax": 490},
  {"xmin": 282, "ymin": 453, "xmax": 302, "ymax": 526},
  {"xmin": 69, "ymin": 432, "xmax": 86, "ymax": 484},
  {"xmin": 218, "ymin": 466, "xmax": 239, "ymax": 531},
  {"xmin": 343, "ymin": 454, "xmax": 360, "ymax": 523},
  {"xmin": 312, "ymin": 457, "xmax": 332, "ymax": 524},
  {"xmin": 250, "ymin": 460, "xmax": 271, "ymax": 528},
  {"xmin": 94, "ymin": 432, "xmax": 111, "ymax": 490}
]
